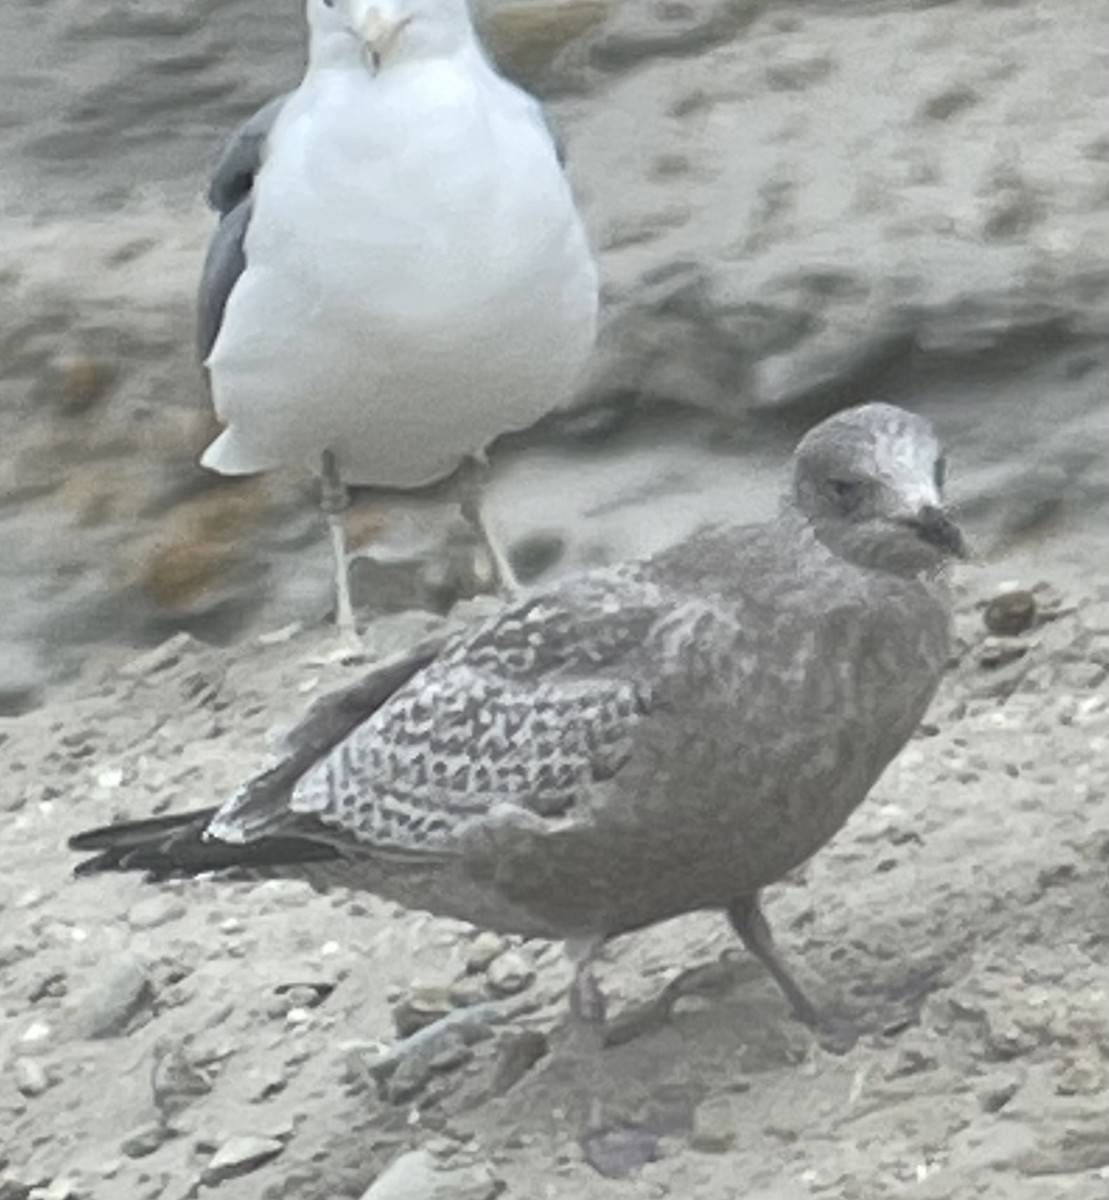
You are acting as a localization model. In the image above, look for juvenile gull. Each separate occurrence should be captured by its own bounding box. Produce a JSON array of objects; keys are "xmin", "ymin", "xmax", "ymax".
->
[
  {"xmin": 71, "ymin": 403, "xmax": 964, "ymax": 1037},
  {"xmin": 196, "ymin": 0, "xmax": 598, "ymax": 633}
]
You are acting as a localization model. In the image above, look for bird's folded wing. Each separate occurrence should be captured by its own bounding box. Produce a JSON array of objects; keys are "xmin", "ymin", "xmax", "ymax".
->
[
  {"xmin": 207, "ymin": 93, "xmax": 289, "ymax": 214},
  {"xmin": 197, "ymin": 197, "xmax": 252, "ymax": 364},
  {"xmin": 272, "ymin": 571, "xmax": 742, "ymax": 859},
  {"xmin": 206, "ymin": 632, "xmax": 450, "ymax": 843},
  {"xmin": 197, "ymin": 93, "xmax": 289, "ymax": 366}
]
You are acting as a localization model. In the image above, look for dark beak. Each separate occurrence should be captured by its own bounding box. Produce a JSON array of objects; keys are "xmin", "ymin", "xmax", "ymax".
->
[{"xmin": 906, "ymin": 505, "xmax": 967, "ymax": 558}]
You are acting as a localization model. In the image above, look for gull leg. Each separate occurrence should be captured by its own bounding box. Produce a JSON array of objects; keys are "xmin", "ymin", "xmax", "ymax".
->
[
  {"xmin": 457, "ymin": 455, "xmax": 520, "ymax": 599},
  {"xmin": 565, "ymin": 936, "xmax": 607, "ymax": 1029},
  {"xmin": 727, "ymin": 892, "xmax": 857, "ymax": 1051},
  {"xmin": 319, "ymin": 450, "xmax": 357, "ymax": 642},
  {"xmin": 563, "ymin": 938, "xmax": 665, "ymax": 1179}
]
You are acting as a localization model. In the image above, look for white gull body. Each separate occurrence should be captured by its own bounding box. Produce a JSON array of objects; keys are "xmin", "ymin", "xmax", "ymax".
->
[{"xmin": 202, "ymin": 3, "xmax": 598, "ymax": 489}]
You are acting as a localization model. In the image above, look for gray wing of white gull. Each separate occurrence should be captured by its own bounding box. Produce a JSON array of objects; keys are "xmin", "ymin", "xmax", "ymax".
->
[
  {"xmin": 196, "ymin": 94, "xmax": 288, "ymax": 363},
  {"xmin": 207, "ymin": 93, "xmax": 289, "ymax": 215}
]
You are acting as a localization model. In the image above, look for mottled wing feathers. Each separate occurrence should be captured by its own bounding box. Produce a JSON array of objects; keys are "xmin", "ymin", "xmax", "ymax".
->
[
  {"xmin": 285, "ymin": 569, "xmax": 736, "ymax": 858},
  {"xmin": 206, "ymin": 634, "xmax": 448, "ymax": 844}
]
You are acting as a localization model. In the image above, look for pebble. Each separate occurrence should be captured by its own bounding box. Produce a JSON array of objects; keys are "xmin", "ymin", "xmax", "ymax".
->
[
  {"xmin": 465, "ymin": 932, "xmax": 508, "ymax": 974},
  {"xmin": 447, "ymin": 975, "xmax": 489, "ymax": 1009},
  {"xmin": 1055, "ymin": 1050, "xmax": 1108, "ymax": 1096},
  {"xmin": 126, "ymin": 894, "xmax": 186, "ymax": 930},
  {"xmin": 359, "ymin": 1149, "xmax": 502, "ymax": 1200},
  {"xmin": 74, "ymin": 955, "xmax": 152, "ymax": 1038},
  {"xmin": 13, "ymin": 1057, "xmax": 50, "ymax": 1097},
  {"xmin": 247, "ymin": 1066, "xmax": 289, "ymax": 1103},
  {"xmin": 983, "ymin": 590, "xmax": 1037, "ymax": 636},
  {"xmin": 392, "ymin": 985, "xmax": 454, "ymax": 1038},
  {"xmin": 282, "ymin": 983, "xmax": 330, "ymax": 1010},
  {"xmin": 485, "ymin": 951, "xmax": 535, "ymax": 997},
  {"xmin": 151, "ymin": 1039, "xmax": 213, "ymax": 1118},
  {"xmin": 120, "ymin": 1121, "xmax": 170, "ymax": 1159},
  {"xmin": 28, "ymin": 1179, "xmax": 84, "ymax": 1200},
  {"xmin": 20, "ymin": 1020, "xmax": 53, "ymax": 1050},
  {"xmin": 201, "ymin": 1136, "xmax": 284, "ymax": 1185},
  {"xmin": 0, "ymin": 1174, "xmax": 33, "ymax": 1200}
]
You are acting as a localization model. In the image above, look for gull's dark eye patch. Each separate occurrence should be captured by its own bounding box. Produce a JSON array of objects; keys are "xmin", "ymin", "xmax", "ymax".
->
[
  {"xmin": 933, "ymin": 454, "xmax": 947, "ymax": 492},
  {"xmin": 826, "ymin": 478, "xmax": 864, "ymax": 511}
]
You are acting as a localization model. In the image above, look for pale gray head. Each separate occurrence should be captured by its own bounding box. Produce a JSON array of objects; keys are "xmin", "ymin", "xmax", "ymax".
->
[
  {"xmin": 307, "ymin": 0, "xmax": 475, "ymax": 72},
  {"xmin": 790, "ymin": 402, "xmax": 966, "ymax": 575}
]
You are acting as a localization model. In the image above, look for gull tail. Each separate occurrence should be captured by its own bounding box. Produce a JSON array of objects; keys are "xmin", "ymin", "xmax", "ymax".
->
[
  {"xmin": 69, "ymin": 808, "xmax": 339, "ymax": 882},
  {"xmin": 200, "ymin": 428, "xmax": 281, "ymax": 476}
]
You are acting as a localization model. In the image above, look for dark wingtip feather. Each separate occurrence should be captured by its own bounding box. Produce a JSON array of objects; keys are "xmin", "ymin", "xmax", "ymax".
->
[
  {"xmin": 68, "ymin": 807, "xmax": 340, "ymax": 881},
  {"xmin": 68, "ymin": 809, "xmax": 219, "ymax": 853}
]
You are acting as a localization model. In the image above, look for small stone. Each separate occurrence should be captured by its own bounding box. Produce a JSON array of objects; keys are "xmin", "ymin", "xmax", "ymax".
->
[
  {"xmin": 984, "ymin": 590, "xmax": 1037, "ymax": 636},
  {"xmin": 392, "ymin": 985, "xmax": 454, "ymax": 1037},
  {"xmin": 74, "ymin": 955, "xmax": 152, "ymax": 1038},
  {"xmin": 248, "ymin": 1066, "xmax": 289, "ymax": 1103},
  {"xmin": 14, "ymin": 1057, "xmax": 50, "ymax": 1097},
  {"xmin": 28, "ymin": 1179, "xmax": 84, "ymax": 1200},
  {"xmin": 120, "ymin": 1121, "xmax": 169, "ymax": 1159},
  {"xmin": 1055, "ymin": 1051, "xmax": 1108, "ymax": 1096},
  {"xmin": 448, "ymin": 975, "xmax": 489, "ymax": 1009},
  {"xmin": 690, "ymin": 1097, "xmax": 736, "ymax": 1153},
  {"xmin": 359, "ymin": 1149, "xmax": 503, "ymax": 1200},
  {"xmin": 0, "ymin": 1175, "xmax": 33, "ymax": 1200},
  {"xmin": 466, "ymin": 932, "xmax": 508, "ymax": 974},
  {"xmin": 201, "ymin": 1136, "xmax": 283, "ymax": 1185},
  {"xmin": 126, "ymin": 895, "xmax": 186, "ymax": 931},
  {"xmin": 485, "ymin": 951, "xmax": 535, "ymax": 997},
  {"xmin": 977, "ymin": 638, "xmax": 1029, "ymax": 670},
  {"xmin": 281, "ymin": 984, "xmax": 330, "ymax": 1010},
  {"xmin": 151, "ymin": 1039, "xmax": 213, "ymax": 1118},
  {"xmin": 20, "ymin": 1021, "xmax": 53, "ymax": 1050}
]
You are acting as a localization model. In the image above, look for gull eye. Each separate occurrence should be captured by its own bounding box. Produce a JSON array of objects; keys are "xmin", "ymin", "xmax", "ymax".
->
[
  {"xmin": 933, "ymin": 454, "xmax": 947, "ymax": 492},
  {"xmin": 826, "ymin": 478, "xmax": 863, "ymax": 510}
]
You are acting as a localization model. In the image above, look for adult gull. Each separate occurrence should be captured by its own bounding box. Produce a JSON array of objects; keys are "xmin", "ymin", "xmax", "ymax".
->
[
  {"xmin": 72, "ymin": 403, "xmax": 965, "ymax": 1044},
  {"xmin": 196, "ymin": 0, "xmax": 598, "ymax": 634}
]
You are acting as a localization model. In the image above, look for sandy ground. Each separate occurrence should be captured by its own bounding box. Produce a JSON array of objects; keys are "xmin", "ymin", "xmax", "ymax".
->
[
  {"xmin": 2, "ymin": 559, "xmax": 1108, "ymax": 1200},
  {"xmin": 2, "ymin": 1, "xmax": 1108, "ymax": 1196}
]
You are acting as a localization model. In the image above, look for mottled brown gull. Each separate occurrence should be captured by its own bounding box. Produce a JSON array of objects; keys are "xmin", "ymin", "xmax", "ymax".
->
[
  {"xmin": 71, "ymin": 403, "xmax": 964, "ymax": 1039},
  {"xmin": 196, "ymin": 0, "xmax": 598, "ymax": 635}
]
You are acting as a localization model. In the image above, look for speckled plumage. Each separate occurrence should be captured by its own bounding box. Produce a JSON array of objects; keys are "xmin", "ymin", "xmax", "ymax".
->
[{"xmin": 73, "ymin": 405, "xmax": 962, "ymax": 982}]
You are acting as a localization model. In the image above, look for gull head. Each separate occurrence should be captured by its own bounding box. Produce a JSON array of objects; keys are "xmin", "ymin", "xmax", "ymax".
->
[
  {"xmin": 790, "ymin": 402, "xmax": 966, "ymax": 575},
  {"xmin": 309, "ymin": 0, "xmax": 475, "ymax": 71}
]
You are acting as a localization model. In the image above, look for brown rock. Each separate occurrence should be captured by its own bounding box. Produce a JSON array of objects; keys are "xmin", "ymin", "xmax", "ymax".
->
[
  {"xmin": 392, "ymin": 985, "xmax": 455, "ymax": 1038},
  {"xmin": 983, "ymin": 590, "xmax": 1037, "ymax": 636}
]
